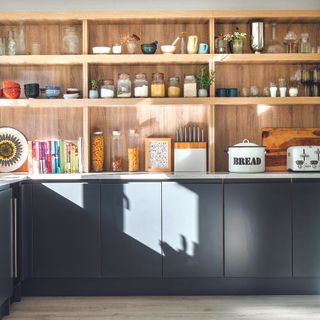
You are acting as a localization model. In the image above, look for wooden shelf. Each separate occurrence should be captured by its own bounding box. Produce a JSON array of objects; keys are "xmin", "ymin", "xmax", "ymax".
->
[
  {"xmin": 0, "ymin": 55, "xmax": 84, "ymax": 65},
  {"xmin": 215, "ymin": 97, "xmax": 320, "ymax": 105},
  {"xmin": 214, "ymin": 54, "xmax": 320, "ymax": 64}
]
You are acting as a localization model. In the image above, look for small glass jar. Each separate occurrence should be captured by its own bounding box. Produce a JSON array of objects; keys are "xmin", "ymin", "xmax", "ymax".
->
[
  {"xmin": 101, "ymin": 80, "xmax": 115, "ymax": 98},
  {"xmin": 183, "ymin": 75, "xmax": 197, "ymax": 97},
  {"xmin": 151, "ymin": 73, "xmax": 165, "ymax": 97},
  {"xmin": 111, "ymin": 130, "xmax": 123, "ymax": 172},
  {"xmin": 128, "ymin": 129, "xmax": 139, "ymax": 172},
  {"xmin": 117, "ymin": 73, "xmax": 131, "ymax": 98},
  {"xmin": 300, "ymin": 33, "xmax": 311, "ymax": 53},
  {"xmin": 134, "ymin": 73, "xmax": 148, "ymax": 97},
  {"xmin": 7, "ymin": 30, "xmax": 16, "ymax": 56},
  {"xmin": 167, "ymin": 77, "xmax": 181, "ymax": 97},
  {"xmin": 215, "ymin": 35, "xmax": 227, "ymax": 53},
  {"xmin": 91, "ymin": 132, "xmax": 104, "ymax": 172},
  {"xmin": 62, "ymin": 26, "xmax": 80, "ymax": 54}
]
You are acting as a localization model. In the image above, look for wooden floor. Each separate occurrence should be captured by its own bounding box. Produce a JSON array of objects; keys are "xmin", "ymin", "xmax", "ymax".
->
[{"xmin": 6, "ymin": 296, "xmax": 320, "ymax": 320}]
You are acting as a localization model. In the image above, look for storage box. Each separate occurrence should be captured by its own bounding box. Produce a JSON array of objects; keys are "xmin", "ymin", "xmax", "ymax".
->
[{"xmin": 174, "ymin": 142, "xmax": 207, "ymax": 172}]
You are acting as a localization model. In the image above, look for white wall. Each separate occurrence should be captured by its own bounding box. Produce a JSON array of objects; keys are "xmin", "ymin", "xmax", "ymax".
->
[{"xmin": 1, "ymin": 0, "xmax": 319, "ymax": 11}]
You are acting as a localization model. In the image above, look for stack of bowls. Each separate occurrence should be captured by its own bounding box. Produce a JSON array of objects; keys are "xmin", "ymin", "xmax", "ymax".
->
[
  {"xmin": 64, "ymin": 87, "xmax": 80, "ymax": 99},
  {"xmin": 24, "ymin": 83, "xmax": 40, "ymax": 98},
  {"xmin": 2, "ymin": 81, "xmax": 21, "ymax": 99},
  {"xmin": 45, "ymin": 86, "xmax": 61, "ymax": 99}
]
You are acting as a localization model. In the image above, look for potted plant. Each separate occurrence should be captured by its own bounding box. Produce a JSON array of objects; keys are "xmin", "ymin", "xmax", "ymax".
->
[
  {"xmin": 89, "ymin": 79, "xmax": 101, "ymax": 99},
  {"xmin": 196, "ymin": 66, "xmax": 215, "ymax": 97},
  {"xmin": 121, "ymin": 34, "xmax": 140, "ymax": 54},
  {"xmin": 224, "ymin": 29, "xmax": 247, "ymax": 54}
]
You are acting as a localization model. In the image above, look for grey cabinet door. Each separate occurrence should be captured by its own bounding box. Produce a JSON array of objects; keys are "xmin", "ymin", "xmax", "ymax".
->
[
  {"xmin": 225, "ymin": 181, "xmax": 292, "ymax": 277},
  {"xmin": 101, "ymin": 182, "xmax": 162, "ymax": 278},
  {"xmin": 0, "ymin": 188, "xmax": 13, "ymax": 306},
  {"xmin": 33, "ymin": 183, "xmax": 100, "ymax": 278},
  {"xmin": 293, "ymin": 181, "xmax": 320, "ymax": 277},
  {"xmin": 162, "ymin": 182, "xmax": 223, "ymax": 278}
]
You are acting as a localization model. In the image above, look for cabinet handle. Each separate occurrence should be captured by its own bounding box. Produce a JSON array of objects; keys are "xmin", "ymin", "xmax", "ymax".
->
[
  {"xmin": 10, "ymin": 198, "xmax": 14, "ymax": 278},
  {"xmin": 13, "ymin": 198, "xmax": 18, "ymax": 278}
]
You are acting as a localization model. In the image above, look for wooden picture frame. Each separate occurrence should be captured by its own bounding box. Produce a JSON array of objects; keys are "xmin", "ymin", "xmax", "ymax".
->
[{"xmin": 145, "ymin": 138, "xmax": 172, "ymax": 172}]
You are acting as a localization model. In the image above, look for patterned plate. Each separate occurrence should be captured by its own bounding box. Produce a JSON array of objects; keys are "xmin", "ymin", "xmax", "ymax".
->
[{"xmin": 0, "ymin": 127, "xmax": 28, "ymax": 173}]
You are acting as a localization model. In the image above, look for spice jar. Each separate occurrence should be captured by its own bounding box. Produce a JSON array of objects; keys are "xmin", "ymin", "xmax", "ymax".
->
[
  {"xmin": 117, "ymin": 73, "xmax": 131, "ymax": 98},
  {"xmin": 134, "ymin": 73, "xmax": 148, "ymax": 97},
  {"xmin": 183, "ymin": 75, "xmax": 197, "ymax": 97},
  {"xmin": 168, "ymin": 77, "xmax": 181, "ymax": 97},
  {"xmin": 111, "ymin": 130, "xmax": 123, "ymax": 172},
  {"xmin": 91, "ymin": 132, "xmax": 104, "ymax": 172},
  {"xmin": 151, "ymin": 73, "xmax": 165, "ymax": 97},
  {"xmin": 128, "ymin": 129, "xmax": 139, "ymax": 172},
  {"xmin": 101, "ymin": 80, "xmax": 115, "ymax": 98},
  {"xmin": 62, "ymin": 26, "xmax": 80, "ymax": 54}
]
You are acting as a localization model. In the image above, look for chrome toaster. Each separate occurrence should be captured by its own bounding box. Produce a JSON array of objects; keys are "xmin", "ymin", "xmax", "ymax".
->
[{"xmin": 287, "ymin": 146, "xmax": 320, "ymax": 171}]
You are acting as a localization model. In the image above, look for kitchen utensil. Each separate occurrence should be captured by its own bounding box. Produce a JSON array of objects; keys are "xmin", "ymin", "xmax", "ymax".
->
[
  {"xmin": 141, "ymin": 41, "xmax": 158, "ymax": 54},
  {"xmin": 226, "ymin": 139, "xmax": 266, "ymax": 173},
  {"xmin": 92, "ymin": 46, "xmax": 111, "ymax": 54},
  {"xmin": 187, "ymin": 35, "xmax": 198, "ymax": 54},
  {"xmin": 250, "ymin": 20, "xmax": 264, "ymax": 53},
  {"xmin": 171, "ymin": 37, "xmax": 180, "ymax": 46},
  {"xmin": 161, "ymin": 45, "xmax": 176, "ymax": 54},
  {"xmin": 287, "ymin": 146, "xmax": 320, "ymax": 171}
]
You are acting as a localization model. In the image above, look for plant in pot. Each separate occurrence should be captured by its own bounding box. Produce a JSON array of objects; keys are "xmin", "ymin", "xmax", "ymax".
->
[
  {"xmin": 196, "ymin": 66, "xmax": 215, "ymax": 97},
  {"xmin": 121, "ymin": 34, "xmax": 141, "ymax": 54},
  {"xmin": 224, "ymin": 29, "xmax": 247, "ymax": 54},
  {"xmin": 89, "ymin": 79, "xmax": 101, "ymax": 99}
]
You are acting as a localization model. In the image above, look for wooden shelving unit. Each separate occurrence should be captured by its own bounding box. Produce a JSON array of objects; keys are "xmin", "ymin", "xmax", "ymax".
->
[{"xmin": 0, "ymin": 10, "xmax": 319, "ymax": 173}]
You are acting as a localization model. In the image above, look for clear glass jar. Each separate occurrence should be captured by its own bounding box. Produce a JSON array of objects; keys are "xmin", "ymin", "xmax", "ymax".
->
[
  {"xmin": 167, "ymin": 77, "xmax": 181, "ymax": 97},
  {"xmin": 300, "ymin": 33, "xmax": 311, "ymax": 53},
  {"xmin": 7, "ymin": 30, "xmax": 16, "ymax": 56},
  {"xmin": 183, "ymin": 75, "xmax": 197, "ymax": 97},
  {"xmin": 151, "ymin": 73, "xmax": 165, "ymax": 97},
  {"xmin": 111, "ymin": 131, "xmax": 123, "ymax": 172},
  {"xmin": 180, "ymin": 32, "xmax": 187, "ymax": 54},
  {"xmin": 215, "ymin": 35, "xmax": 227, "ymax": 53},
  {"xmin": 100, "ymin": 80, "xmax": 115, "ymax": 98},
  {"xmin": 0, "ymin": 37, "xmax": 5, "ymax": 55},
  {"xmin": 117, "ymin": 73, "xmax": 131, "ymax": 98},
  {"xmin": 91, "ymin": 132, "xmax": 104, "ymax": 172},
  {"xmin": 134, "ymin": 73, "xmax": 148, "ymax": 97},
  {"xmin": 128, "ymin": 129, "xmax": 139, "ymax": 172},
  {"xmin": 62, "ymin": 26, "xmax": 80, "ymax": 54}
]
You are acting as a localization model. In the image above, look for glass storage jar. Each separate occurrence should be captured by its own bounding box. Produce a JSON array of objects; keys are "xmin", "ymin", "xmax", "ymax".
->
[
  {"xmin": 117, "ymin": 73, "xmax": 131, "ymax": 98},
  {"xmin": 300, "ymin": 33, "xmax": 311, "ymax": 53},
  {"xmin": 183, "ymin": 75, "xmax": 197, "ymax": 97},
  {"xmin": 151, "ymin": 73, "xmax": 165, "ymax": 97},
  {"xmin": 0, "ymin": 37, "xmax": 5, "ymax": 55},
  {"xmin": 167, "ymin": 77, "xmax": 181, "ymax": 97},
  {"xmin": 111, "ymin": 130, "xmax": 123, "ymax": 172},
  {"xmin": 91, "ymin": 132, "xmax": 104, "ymax": 172},
  {"xmin": 62, "ymin": 26, "xmax": 80, "ymax": 54},
  {"xmin": 134, "ymin": 73, "xmax": 148, "ymax": 97},
  {"xmin": 128, "ymin": 129, "xmax": 139, "ymax": 172},
  {"xmin": 100, "ymin": 80, "xmax": 115, "ymax": 98},
  {"xmin": 7, "ymin": 30, "xmax": 16, "ymax": 56}
]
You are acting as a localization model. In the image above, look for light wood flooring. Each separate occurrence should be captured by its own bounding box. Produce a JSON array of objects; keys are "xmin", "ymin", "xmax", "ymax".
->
[{"xmin": 6, "ymin": 296, "xmax": 320, "ymax": 320}]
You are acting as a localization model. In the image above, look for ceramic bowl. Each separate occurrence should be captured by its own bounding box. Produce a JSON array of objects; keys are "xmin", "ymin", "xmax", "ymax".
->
[
  {"xmin": 161, "ymin": 45, "xmax": 176, "ymax": 54},
  {"xmin": 92, "ymin": 46, "xmax": 111, "ymax": 54},
  {"xmin": 24, "ymin": 83, "xmax": 40, "ymax": 98},
  {"xmin": 63, "ymin": 93, "xmax": 80, "ymax": 99},
  {"xmin": 141, "ymin": 41, "xmax": 158, "ymax": 54},
  {"xmin": 3, "ymin": 87, "xmax": 21, "ymax": 99},
  {"xmin": 66, "ymin": 87, "xmax": 80, "ymax": 94},
  {"xmin": 45, "ymin": 86, "xmax": 61, "ymax": 99}
]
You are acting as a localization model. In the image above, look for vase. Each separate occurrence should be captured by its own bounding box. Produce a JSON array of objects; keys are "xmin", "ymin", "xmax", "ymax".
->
[
  {"xmin": 89, "ymin": 90, "xmax": 99, "ymax": 99},
  {"xmin": 198, "ymin": 88, "xmax": 208, "ymax": 97},
  {"xmin": 126, "ymin": 40, "xmax": 137, "ymax": 54},
  {"xmin": 231, "ymin": 39, "xmax": 243, "ymax": 54}
]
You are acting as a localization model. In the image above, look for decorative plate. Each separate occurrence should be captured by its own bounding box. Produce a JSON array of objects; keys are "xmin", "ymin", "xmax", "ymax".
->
[{"xmin": 0, "ymin": 127, "xmax": 28, "ymax": 172}]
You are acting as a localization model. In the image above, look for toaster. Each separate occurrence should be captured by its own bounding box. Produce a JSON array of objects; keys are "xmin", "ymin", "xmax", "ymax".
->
[{"xmin": 287, "ymin": 146, "xmax": 320, "ymax": 171}]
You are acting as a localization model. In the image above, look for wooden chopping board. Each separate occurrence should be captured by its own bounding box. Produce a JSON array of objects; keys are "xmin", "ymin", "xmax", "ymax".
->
[{"xmin": 261, "ymin": 128, "xmax": 320, "ymax": 171}]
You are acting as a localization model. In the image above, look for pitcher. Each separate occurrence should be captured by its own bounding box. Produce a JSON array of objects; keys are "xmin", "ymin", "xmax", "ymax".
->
[{"xmin": 187, "ymin": 35, "xmax": 198, "ymax": 54}]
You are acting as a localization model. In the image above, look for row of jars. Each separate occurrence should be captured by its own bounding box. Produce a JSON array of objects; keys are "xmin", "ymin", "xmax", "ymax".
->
[
  {"xmin": 98, "ymin": 73, "xmax": 198, "ymax": 98},
  {"xmin": 91, "ymin": 130, "xmax": 139, "ymax": 172}
]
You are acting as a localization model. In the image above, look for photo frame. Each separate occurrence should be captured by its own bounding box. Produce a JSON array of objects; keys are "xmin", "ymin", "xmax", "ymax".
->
[{"xmin": 145, "ymin": 138, "xmax": 172, "ymax": 172}]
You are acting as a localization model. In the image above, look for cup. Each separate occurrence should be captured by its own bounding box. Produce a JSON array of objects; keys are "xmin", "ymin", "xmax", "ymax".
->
[
  {"xmin": 112, "ymin": 44, "xmax": 122, "ymax": 54},
  {"xmin": 24, "ymin": 83, "xmax": 40, "ymax": 98},
  {"xmin": 215, "ymin": 88, "xmax": 227, "ymax": 97},
  {"xmin": 227, "ymin": 88, "xmax": 238, "ymax": 97},
  {"xmin": 198, "ymin": 43, "xmax": 209, "ymax": 54},
  {"xmin": 270, "ymin": 82, "xmax": 278, "ymax": 97},
  {"xmin": 31, "ymin": 42, "xmax": 41, "ymax": 55}
]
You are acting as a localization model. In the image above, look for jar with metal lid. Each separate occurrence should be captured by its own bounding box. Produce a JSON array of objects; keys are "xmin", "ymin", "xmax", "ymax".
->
[
  {"xmin": 128, "ymin": 129, "xmax": 139, "ymax": 172},
  {"xmin": 111, "ymin": 130, "xmax": 123, "ymax": 172},
  {"xmin": 91, "ymin": 132, "xmax": 104, "ymax": 172},
  {"xmin": 117, "ymin": 73, "xmax": 131, "ymax": 98},
  {"xmin": 183, "ymin": 75, "xmax": 197, "ymax": 97},
  {"xmin": 151, "ymin": 72, "xmax": 165, "ymax": 97},
  {"xmin": 62, "ymin": 26, "xmax": 80, "ymax": 54},
  {"xmin": 300, "ymin": 33, "xmax": 311, "ymax": 53},
  {"xmin": 101, "ymin": 79, "xmax": 115, "ymax": 98},
  {"xmin": 134, "ymin": 73, "xmax": 148, "ymax": 97},
  {"xmin": 167, "ymin": 77, "xmax": 181, "ymax": 97}
]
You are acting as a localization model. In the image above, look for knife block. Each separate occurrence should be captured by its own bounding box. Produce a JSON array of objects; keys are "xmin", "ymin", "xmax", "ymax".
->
[{"xmin": 174, "ymin": 142, "xmax": 207, "ymax": 172}]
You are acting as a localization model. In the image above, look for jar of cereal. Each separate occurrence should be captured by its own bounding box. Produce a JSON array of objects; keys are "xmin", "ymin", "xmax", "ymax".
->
[{"xmin": 91, "ymin": 132, "xmax": 104, "ymax": 172}]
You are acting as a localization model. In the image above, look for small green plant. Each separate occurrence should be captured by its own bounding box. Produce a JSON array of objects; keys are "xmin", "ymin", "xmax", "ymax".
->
[
  {"xmin": 224, "ymin": 30, "xmax": 247, "ymax": 42},
  {"xmin": 196, "ymin": 66, "xmax": 215, "ymax": 89},
  {"xmin": 90, "ymin": 79, "xmax": 101, "ymax": 91}
]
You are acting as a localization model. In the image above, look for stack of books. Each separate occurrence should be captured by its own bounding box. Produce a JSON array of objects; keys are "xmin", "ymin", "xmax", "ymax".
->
[{"xmin": 28, "ymin": 138, "xmax": 83, "ymax": 174}]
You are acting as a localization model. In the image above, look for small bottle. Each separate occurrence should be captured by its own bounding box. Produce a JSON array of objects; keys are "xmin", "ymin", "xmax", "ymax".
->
[
  {"xmin": 91, "ymin": 132, "xmax": 104, "ymax": 172},
  {"xmin": 183, "ymin": 75, "xmax": 197, "ymax": 97},
  {"xmin": 117, "ymin": 73, "xmax": 131, "ymax": 98},
  {"xmin": 134, "ymin": 73, "xmax": 148, "ymax": 97},
  {"xmin": 128, "ymin": 129, "xmax": 139, "ymax": 172},
  {"xmin": 111, "ymin": 131, "xmax": 123, "ymax": 172},
  {"xmin": 167, "ymin": 77, "xmax": 181, "ymax": 97},
  {"xmin": 151, "ymin": 73, "xmax": 165, "ymax": 97},
  {"xmin": 7, "ymin": 30, "xmax": 16, "ymax": 56}
]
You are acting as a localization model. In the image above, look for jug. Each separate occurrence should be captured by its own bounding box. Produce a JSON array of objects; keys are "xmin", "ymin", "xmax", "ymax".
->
[{"xmin": 187, "ymin": 35, "xmax": 198, "ymax": 54}]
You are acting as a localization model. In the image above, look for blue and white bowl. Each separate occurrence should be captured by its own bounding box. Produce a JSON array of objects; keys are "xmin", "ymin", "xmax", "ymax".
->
[{"xmin": 45, "ymin": 86, "xmax": 61, "ymax": 99}]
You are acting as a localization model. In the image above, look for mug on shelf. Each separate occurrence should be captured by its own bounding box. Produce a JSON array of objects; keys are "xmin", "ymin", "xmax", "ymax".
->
[
  {"xmin": 198, "ymin": 43, "xmax": 209, "ymax": 54},
  {"xmin": 215, "ymin": 88, "xmax": 227, "ymax": 97}
]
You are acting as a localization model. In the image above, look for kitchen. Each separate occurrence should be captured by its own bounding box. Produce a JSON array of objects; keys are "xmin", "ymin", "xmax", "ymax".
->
[{"xmin": 0, "ymin": 0, "xmax": 320, "ymax": 319}]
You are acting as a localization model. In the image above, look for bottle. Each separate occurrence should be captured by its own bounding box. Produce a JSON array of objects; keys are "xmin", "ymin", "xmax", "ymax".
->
[
  {"xmin": 91, "ymin": 132, "xmax": 104, "ymax": 172},
  {"xmin": 7, "ymin": 30, "xmax": 16, "ymax": 56},
  {"xmin": 16, "ymin": 23, "xmax": 26, "ymax": 55},
  {"xmin": 180, "ymin": 32, "xmax": 187, "ymax": 54},
  {"xmin": 111, "ymin": 131, "xmax": 123, "ymax": 172},
  {"xmin": 128, "ymin": 129, "xmax": 139, "ymax": 172}
]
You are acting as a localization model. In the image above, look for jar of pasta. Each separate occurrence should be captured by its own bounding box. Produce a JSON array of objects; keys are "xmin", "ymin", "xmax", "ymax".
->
[
  {"xmin": 168, "ymin": 77, "xmax": 181, "ymax": 97},
  {"xmin": 91, "ymin": 132, "xmax": 104, "ymax": 172},
  {"xmin": 128, "ymin": 129, "xmax": 139, "ymax": 172},
  {"xmin": 111, "ymin": 130, "xmax": 123, "ymax": 172},
  {"xmin": 151, "ymin": 72, "xmax": 165, "ymax": 97}
]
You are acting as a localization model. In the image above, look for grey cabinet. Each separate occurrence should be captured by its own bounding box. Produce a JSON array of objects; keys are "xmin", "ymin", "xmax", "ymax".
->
[
  {"xmin": 293, "ymin": 181, "xmax": 320, "ymax": 277},
  {"xmin": 32, "ymin": 183, "xmax": 100, "ymax": 278},
  {"xmin": 101, "ymin": 182, "xmax": 162, "ymax": 278},
  {"xmin": 0, "ymin": 188, "xmax": 13, "ymax": 307},
  {"xmin": 162, "ymin": 182, "xmax": 223, "ymax": 277},
  {"xmin": 225, "ymin": 181, "xmax": 292, "ymax": 277}
]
